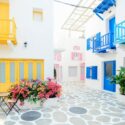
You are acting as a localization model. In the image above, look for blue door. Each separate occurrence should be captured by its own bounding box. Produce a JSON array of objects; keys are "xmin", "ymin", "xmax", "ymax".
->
[
  {"xmin": 109, "ymin": 17, "xmax": 115, "ymax": 44},
  {"xmin": 104, "ymin": 61, "xmax": 116, "ymax": 92}
]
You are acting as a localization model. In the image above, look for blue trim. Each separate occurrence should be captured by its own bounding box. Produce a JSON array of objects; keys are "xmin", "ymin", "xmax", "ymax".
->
[
  {"xmin": 86, "ymin": 66, "xmax": 98, "ymax": 80},
  {"xmin": 115, "ymin": 20, "xmax": 125, "ymax": 44},
  {"xmin": 87, "ymin": 38, "xmax": 91, "ymax": 50},
  {"xmin": 92, "ymin": 66, "xmax": 98, "ymax": 80},
  {"xmin": 93, "ymin": 33, "xmax": 115, "ymax": 53},
  {"xmin": 86, "ymin": 67, "xmax": 90, "ymax": 79},
  {"xmin": 93, "ymin": 0, "xmax": 116, "ymax": 20},
  {"xmin": 87, "ymin": 17, "xmax": 116, "ymax": 53},
  {"xmin": 104, "ymin": 60, "xmax": 116, "ymax": 92}
]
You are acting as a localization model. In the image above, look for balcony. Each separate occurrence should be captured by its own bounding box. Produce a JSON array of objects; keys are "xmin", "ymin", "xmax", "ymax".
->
[
  {"xmin": 0, "ymin": 19, "xmax": 17, "ymax": 45},
  {"xmin": 115, "ymin": 20, "xmax": 125, "ymax": 44},
  {"xmin": 87, "ymin": 32, "xmax": 116, "ymax": 53}
]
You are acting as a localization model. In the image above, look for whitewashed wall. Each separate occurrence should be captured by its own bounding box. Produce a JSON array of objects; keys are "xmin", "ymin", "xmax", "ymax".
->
[
  {"xmin": 84, "ymin": 0, "xmax": 125, "ymax": 91},
  {"xmin": 60, "ymin": 35, "xmax": 85, "ymax": 82},
  {"xmin": 0, "ymin": 0, "xmax": 54, "ymax": 79},
  {"xmin": 116, "ymin": 0, "xmax": 125, "ymax": 70},
  {"xmin": 84, "ymin": 7, "xmax": 116, "ymax": 90}
]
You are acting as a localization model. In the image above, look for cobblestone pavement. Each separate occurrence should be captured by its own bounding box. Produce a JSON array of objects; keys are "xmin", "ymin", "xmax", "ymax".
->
[{"xmin": 0, "ymin": 82, "xmax": 125, "ymax": 125}]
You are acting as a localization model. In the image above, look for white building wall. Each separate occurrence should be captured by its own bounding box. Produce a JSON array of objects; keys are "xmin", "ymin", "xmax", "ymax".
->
[
  {"xmin": 84, "ymin": 7, "xmax": 116, "ymax": 90},
  {"xmin": 116, "ymin": 0, "xmax": 125, "ymax": 70},
  {"xmin": 85, "ymin": 0, "xmax": 125, "ymax": 91},
  {"xmin": 61, "ymin": 36, "xmax": 85, "ymax": 82},
  {"xmin": 0, "ymin": 0, "xmax": 54, "ymax": 78}
]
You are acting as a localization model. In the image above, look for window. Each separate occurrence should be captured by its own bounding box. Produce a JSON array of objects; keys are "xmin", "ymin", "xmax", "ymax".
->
[
  {"xmin": 87, "ymin": 38, "xmax": 90, "ymax": 50},
  {"xmin": 33, "ymin": 9, "xmax": 43, "ymax": 22},
  {"xmin": 105, "ymin": 63, "xmax": 112, "ymax": 78},
  {"xmin": 86, "ymin": 66, "xmax": 98, "ymax": 80},
  {"xmin": 69, "ymin": 66, "xmax": 77, "ymax": 77},
  {"xmin": 71, "ymin": 52, "xmax": 82, "ymax": 61}
]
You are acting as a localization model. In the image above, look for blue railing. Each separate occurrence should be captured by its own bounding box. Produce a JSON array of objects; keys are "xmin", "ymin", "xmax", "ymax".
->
[
  {"xmin": 94, "ymin": 33, "xmax": 115, "ymax": 53},
  {"xmin": 115, "ymin": 20, "xmax": 125, "ymax": 44},
  {"xmin": 89, "ymin": 33, "xmax": 115, "ymax": 53}
]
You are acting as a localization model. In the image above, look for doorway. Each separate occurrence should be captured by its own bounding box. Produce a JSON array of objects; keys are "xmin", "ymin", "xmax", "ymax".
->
[
  {"xmin": 109, "ymin": 17, "xmax": 115, "ymax": 43},
  {"xmin": 104, "ymin": 60, "xmax": 116, "ymax": 92}
]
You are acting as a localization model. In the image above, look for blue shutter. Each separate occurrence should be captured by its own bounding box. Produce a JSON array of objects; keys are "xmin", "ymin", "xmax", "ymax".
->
[
  {"xmin": 95, "ymin": 32, "xmax": 101, "ymax": 48},
  {"xmin": 87, "ymin": 38, "xmax": 90, "ymax": 50},
  {"xmin": 86, "ymin": 67, "xmax": 90, "ymax": 79},
  {"xmin": 92, "ymin": 66, "xmax": 98, "ymax": 79}
]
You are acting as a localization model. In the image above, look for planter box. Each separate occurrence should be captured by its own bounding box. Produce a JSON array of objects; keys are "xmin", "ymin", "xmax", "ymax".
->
[{"xmin": 20, "ymin": 100, "xmax": 42, "ymax": 110}]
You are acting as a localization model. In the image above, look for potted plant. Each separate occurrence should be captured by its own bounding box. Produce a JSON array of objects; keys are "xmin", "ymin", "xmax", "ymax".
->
[
  {"xmin": 8, "ymin": 79, "xmax": 46, "ymax": 108},
  {"xmin": 43, "ymin": 79, "xmax": 62, "ymax": 108},
  {"xmin": 111, "ymin": 67, "xmax": 125, "ymax": 104},
  {"xmin": 8, "ymin": 78, "xmax": 62, "ymax": 108}
]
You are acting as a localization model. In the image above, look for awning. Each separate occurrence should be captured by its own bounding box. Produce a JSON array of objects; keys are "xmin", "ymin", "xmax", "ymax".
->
[{"xmin": 93, "ymin": 0, "xmax": 116, "ymax": 20}]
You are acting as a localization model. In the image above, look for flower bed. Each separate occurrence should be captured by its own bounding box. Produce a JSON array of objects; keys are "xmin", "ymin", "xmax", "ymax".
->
[{"xmin": 8, "ymin": 79, "xmax": 62, "ymax": 106}]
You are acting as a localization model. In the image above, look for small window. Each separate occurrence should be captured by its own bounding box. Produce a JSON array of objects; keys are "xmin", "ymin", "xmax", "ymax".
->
[
  {"xmin": 33, "ymin": 9, "xmax": 43, "ymax": 22},
  {"xmin": 68, "ymin": 66, "xmax": 77, "ymax": 77},
  {"xmin": 86, "ymin": 66, "xmax": 98, "ymax": 80},
  {"xmin": 105, "ymin": 63, "xmax": 112, "ymax": 78}
]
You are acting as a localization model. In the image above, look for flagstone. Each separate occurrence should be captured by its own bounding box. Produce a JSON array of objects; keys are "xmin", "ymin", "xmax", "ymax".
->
[{"xmin": 53, "ymin": 111, "xmax": 67, "ymax": 122}]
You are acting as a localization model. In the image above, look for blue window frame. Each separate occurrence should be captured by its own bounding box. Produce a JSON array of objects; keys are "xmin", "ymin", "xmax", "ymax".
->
[
  {"xmin": 87, "ymin": 38, "xmax": 91, "ymax": 50},
  {"xmin": 92, "ymin": 66, "xmax": 98, "ymax": 80},
  {"xmin": 86, "ymin": 66, "xmax": 98, "ymax": 80},
  {"xmin": 86, "ymin": 67, "xmax": 91, "ymax": 78}
]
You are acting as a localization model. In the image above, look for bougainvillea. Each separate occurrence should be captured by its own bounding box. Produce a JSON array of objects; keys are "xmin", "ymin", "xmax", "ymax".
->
[{"xmin": 8, "ymin": 79, "xmax": 62, "ymax": 106}]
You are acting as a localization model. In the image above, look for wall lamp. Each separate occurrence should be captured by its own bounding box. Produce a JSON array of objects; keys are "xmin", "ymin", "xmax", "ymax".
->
[{"xmin": 24, "ymin": 41, "xmax": 28, "ymax": 47}]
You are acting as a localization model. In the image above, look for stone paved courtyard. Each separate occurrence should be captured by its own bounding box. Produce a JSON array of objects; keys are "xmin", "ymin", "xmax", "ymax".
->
[{"xmin": 0, "ymin": 82, "xmax": 125, "ymax": 125}]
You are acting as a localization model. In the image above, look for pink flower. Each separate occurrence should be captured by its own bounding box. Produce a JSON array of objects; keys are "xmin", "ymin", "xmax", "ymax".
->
[{"xmin": 38, "ymin": 93, "xmax": 44, "ymax": 99}]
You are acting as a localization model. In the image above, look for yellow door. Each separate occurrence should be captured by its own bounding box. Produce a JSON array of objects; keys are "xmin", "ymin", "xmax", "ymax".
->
[
  {"xmin": 0, "ymin": 59, "xmax": 44, "ymax": 92},
  {"xmin": 0, "ymin": 61, "xmax": 8, "ymax": 92},
  {"xmin": 0, "ymin": 3, "xmax": 10, "ymax": 40},
  {"xmin": 0, "ymin": 61, "xmax": 18, "ymax": 92},
  {"xmin": 0, "ymin": 3, "xmax": 9, "ymax": 19}
]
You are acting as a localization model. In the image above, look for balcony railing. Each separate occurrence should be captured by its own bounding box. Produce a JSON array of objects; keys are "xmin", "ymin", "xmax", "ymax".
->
[
  {"xmin": 115, "ymin": 20, "xmax": 125, "ymax": 44},
  {"xmin": 93, "ymin": 33, "xmax": 115, "ymax": 53},
  {"xmin": 87, "ymin": 32, "xmax": 116, "ymax": 53},
  {"xmin": 0, "ymin": 18, "xmax": 17, "ymax": 45}
]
